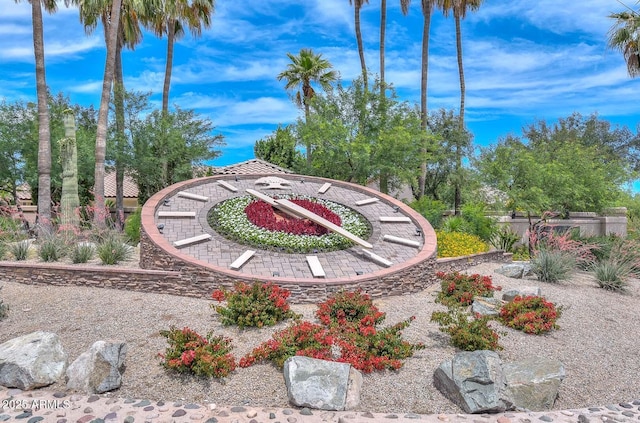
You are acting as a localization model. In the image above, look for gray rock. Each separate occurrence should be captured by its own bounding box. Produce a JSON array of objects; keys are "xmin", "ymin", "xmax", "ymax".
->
[
  {"xmin": 435, "ymin": 352, "xmax": 565, "ymax": 413},
  {"xmin": 502, "ymin": 357, "xmax": 565, "ymax": 411},
  {"xmin": 283, "ymin": 356, "xmax": 362, "ymax": 411},
  {"xmin": 495, "ymin": 264, "xmax": 526, "ymax": 278},
  {"xmin": 344, "ymin": 366, "xmax": 363, "ymax": 410},
  {"xmin": 66, "ymin": 340, "xmax": 127, "ymax": 394},
  {"xmin": 471, "ymin": 297, "xmax": 504, "ymax": 317},
  {"xmin": 502, "ymin": 287, "xmax": 542, "ymax": 302},
  {"xmin": 0, "ymin": 331, "xmax": 68, "ymax": 390},
  {"xmin": 522, "ymin": 264, "xmax": 534, "ymax": 277},
  {"xmin": 433, "ymin": 350, "xmax": 512, "ymax": 414}
]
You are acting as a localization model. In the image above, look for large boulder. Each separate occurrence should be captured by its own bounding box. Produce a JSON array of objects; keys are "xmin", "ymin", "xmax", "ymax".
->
[
  {"xmin": 471, "ymin": 297, "xmax": 504, "ymax": 317},
  {"xmin": 433, "ymin": 350, "xmax": 512, "ymax": 414},
  {"xmin": 434, "ymin": 352, "xmax": 565, "ymax": 413},
  {"xmin": 502, "ymin": 286, "xmax": 542, "ymax": 302},
  {"xmin": 66, "ymin": 340, "xmax": 127, "ymax": 394},
  {"xmin": 503, "ymin": 357, "xmax": 565, "ymax": 411},
  {"xmin": 283, "ymin": 356, "xmax": 362, "ymax": 411},
  {"xmin": 0, "ymin": 331, "xmax": 68, "ymax": 390},
  {"xmin": 495, "ymin": 263, "xmax": 533, "ymax": 279}
]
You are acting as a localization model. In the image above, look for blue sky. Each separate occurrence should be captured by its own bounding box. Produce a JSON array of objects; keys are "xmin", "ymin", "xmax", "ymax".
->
[{"xmin": 1, "ymin": 0, "xmax": 639, "ymax": 188}]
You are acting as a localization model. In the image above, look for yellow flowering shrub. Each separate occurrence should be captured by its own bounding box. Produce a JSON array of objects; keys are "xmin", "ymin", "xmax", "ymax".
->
[{"xmin": 436, "ymin": 231, "xmax": 489, "ymax": 258}]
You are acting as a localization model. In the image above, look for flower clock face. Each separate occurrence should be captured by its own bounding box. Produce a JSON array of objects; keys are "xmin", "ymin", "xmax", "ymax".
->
[{"xmin": 208, "ymin": 194, "xmax": 371, "ymax": 254}]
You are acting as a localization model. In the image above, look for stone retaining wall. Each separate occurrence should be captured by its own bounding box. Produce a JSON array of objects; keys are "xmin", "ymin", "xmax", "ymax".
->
[{"xmin": 0, "ymin": 251, "xmax": 511, "ymax": 303}]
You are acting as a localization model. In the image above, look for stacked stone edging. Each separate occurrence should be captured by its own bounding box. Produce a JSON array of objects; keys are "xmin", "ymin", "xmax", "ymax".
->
[{"xmin": 0, "ymin": 251, "xmax": 510, "ymax": 304}]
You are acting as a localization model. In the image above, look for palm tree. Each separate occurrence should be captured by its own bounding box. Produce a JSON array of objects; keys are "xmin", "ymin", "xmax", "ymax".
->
[
  {"xmin": 438, "ymin": 0, "xmax": 483, "ymax": 126},
  {"xmin": 148, "ymin": 0, "xmax": 215, "ymax": 114},
  {"xmin": 72, "ymin": 0, "xmax": 123, "ymax": 225},
  {"xmin": 75, "ymin": 0, "xmax": 153, "ymax": 227},
  {"xmin": 402, "ymin": 0, "xmax": 436, "ymax": 199},
  {"xmin": 16, "ymin": 0, "xmax": 59, "ymax": 232},
  {"xmin": 350, "ymin": 0, "xmax": 370, "ymax": 91},
  {"xmin": 380, "ymin": 0, "xmax": 411, "ymax": 98},
  {"xmin": 277, "ymin": 48, "xmax": 337, "ymax": 163},
  {"xmin": 608, "ymin": 6, "xmax": 640, "ymax": 78},
  {"xmin": 438, "ymin": 0, "xmax": 483, "ymax": 214},
  {"xmin": 380, "ymin": 0, "xmax": 386, "ymax": 97}
]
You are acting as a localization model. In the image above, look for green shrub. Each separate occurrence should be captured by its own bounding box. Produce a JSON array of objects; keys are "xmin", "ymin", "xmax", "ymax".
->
[
  {"xmin": 512, "ymin": 245, "xmax": 530, "ymax": 261},
  {"xmin": 530, "ymin": 249, "xmax": 575, "ymax": 283},
  {"xmin": 211, "ymin": 282, "xmax": 300, "ymax": 328},
  {"xmin": 460, "ymin": 202, "xmax": 497, "ymax": 242},
  {"xmin": 436, "ymin": 231, "xmax": 489, "ymax": 258},
  {"xmin": 96, "ymin": 232, "xmax": 132, "ymax": 265},
  {"xmin": 159, "ymin": 326, "xmax": 236, "ymax": 378},
  {"xmin": 38, "ymin": 235, "xmax": 67, "ymax": 262},
  {"xmin": 315, "ymin": 290, "xmax": 385, "ymax": 328},
  {"xmin": 590, "ymin": 239, "xmax": 640, "ymax": 292},
  {"xmin": 435, "ymin": 271, "xmax": 502, "ymax": 307},
  {"xmin": 408, "ymin": 197, "xmax": 447, "ymax": 229},
  {"xmin": 9, "ymin": 240, "xmax": 30, "ymax": 261},
  {"xmin": 0, "ymin": 242, "xmax": 6, "ymax": 260},
  {"xmin": 431, "ymin": 308, "xmax": 503, "ymax": 351},
  {"xmin": 499, "ymin": 295, "xmax": 562, "ymax": 334},
  {"xmin": 0, "ymin": 214, "xmax": 23, "ymax": 242},
  {"xmin": 440, "ymin": 216, "xmax": 471, "ymax": 234},
  {"xmin": 71, "ymin": 243, "xmax": 94, "ymax": 264},
  {"xmin": 490, "ymin": 226, "xmax": 520, "ymax": 252},
  {"xmin": 124, "ymin": 207, "xmax": 142, "ymax": 245}
]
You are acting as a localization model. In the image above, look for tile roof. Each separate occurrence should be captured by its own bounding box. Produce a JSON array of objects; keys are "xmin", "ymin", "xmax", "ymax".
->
[
  {"xmin": 104, "ymin": 170, "xmax": 139, "ymax": 198},
  {"xmin": 213, "ymin": 159, "xmax": 293, "ymax": 175},
  {"xmin": 10, "ymin": 159, "xmax": 290, "ymax": 202}
]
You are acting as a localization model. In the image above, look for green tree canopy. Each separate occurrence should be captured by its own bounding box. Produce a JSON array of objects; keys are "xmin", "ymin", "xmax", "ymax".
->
[
  {"xmin": 294, "ymin": 76, "xmax": 424, "ymax": 193},
  {"xmin": 475, "ymin": 114, "xmax": 637, "ymax": 215},
  {"xmin": 129, "ymin": 106, "xmax": 224, "ymax": 204},
  {"xmin": 254, "ymin": 125, "xmax": 304, "ymax": 172}
]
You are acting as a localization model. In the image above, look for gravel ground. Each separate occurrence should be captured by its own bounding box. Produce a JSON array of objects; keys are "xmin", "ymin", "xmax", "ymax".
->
[{"xmin": 0, "ymin": 260, "xmax": 639, "ymax": 414}]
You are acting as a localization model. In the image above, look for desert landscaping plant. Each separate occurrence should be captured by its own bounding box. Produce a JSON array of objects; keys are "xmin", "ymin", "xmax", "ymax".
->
[
  {"xmin": 159, "ymin": 326, "xmax": 236, "ymax": 378},
  {"xmin": 315, "ymin": 289, "xmax": 385, "ymax": 328},
  {"xmin": 431, "ymin": 308, "xmax": 503, "ymax": 351},
  {"xmin": 96, "ymin": 232, "xmax": 132, "ymax": 265},
  {"xmin": 9, "ymin": 239, "xmax": 30, "ymax": 261},
  {"xmin": 499, "ymin": 295, "xmax": 562, "ymax": 334},
  {"xmin": 434, "ymin": 271, "xmax": 501, "ymax": 307},
  {"xmin": 530, "ymin": 249, "xmax": 575, "ymax": 283},
  {"xmin": 211, "ymin": 282, "xmax": 300, "ymax": 328},
  {"xmin": 490, "ymin": 226, "xmax": 520, "ymax": 252},
  {"xmin": 37, "ymin": 234, "xmax": 67, "ymax": 262},
  {"xmin": 436, "ymin": 231, "xmax": 489, "ymax": 258},
  {"xmin": 592, "ymin": 259, "xmax": 631, "ymax": 292},
  {"xmin": 124, "ymin": 207, "xmax": 141, "ymax": 245},
  {"xmin": 71, "ymin": 242, "xmax": 95, "ymax": 264}
]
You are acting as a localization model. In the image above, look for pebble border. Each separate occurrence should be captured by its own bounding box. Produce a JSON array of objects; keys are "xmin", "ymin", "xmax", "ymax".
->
[{"xmin": 1, "ymin": 387, "xmax": 638, "ymax": 423}]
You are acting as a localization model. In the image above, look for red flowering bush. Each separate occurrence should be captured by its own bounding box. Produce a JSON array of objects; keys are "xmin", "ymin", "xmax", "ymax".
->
[
  {"xmin": 435, "ymin": 271, "xmax": 501, "ymax": 307},
  {"xmin": 499, "ymin": 295, "xmax": 562, "ymax": 334},
  {"xmin": 316, "ymin": 290, "xmax": 385, "ymax": 328},
  {"xmin": 211, "ymin": 282, "xmax": 300, "ymax": 328},
  {"xmin": 239, "ymin": 290, "xmax": 424, "ymax": 373},
  {"xmin": 245, "ymin": 198, "xmax": 341, "ymax": 236},
  {"xmin": 159, "ymin": 326, "xmax": 236, "ymax": 378}
]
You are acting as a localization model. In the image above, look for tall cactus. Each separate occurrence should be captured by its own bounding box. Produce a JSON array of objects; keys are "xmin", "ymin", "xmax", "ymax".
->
[{"xmin": 59, "ymin": 109, "xmax": 80, "ymax": 229}]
